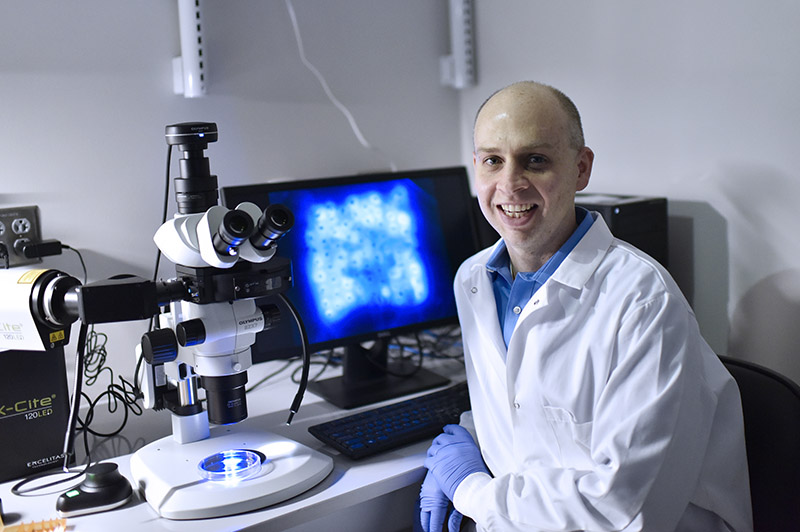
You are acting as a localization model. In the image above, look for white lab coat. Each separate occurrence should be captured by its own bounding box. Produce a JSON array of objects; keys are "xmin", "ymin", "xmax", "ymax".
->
[{"xmin": 452, "ymin": 213, "xmax": 752, "ymax": 532}]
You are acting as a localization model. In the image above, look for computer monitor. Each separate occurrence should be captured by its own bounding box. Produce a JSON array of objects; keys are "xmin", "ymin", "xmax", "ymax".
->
[{"xmin": 220, "ymin": 166, "xmax": 480, "ymax": 409}]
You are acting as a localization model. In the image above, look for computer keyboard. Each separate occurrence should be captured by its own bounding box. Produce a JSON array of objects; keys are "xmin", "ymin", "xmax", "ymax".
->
[{"xmin": 308, "ymin": 381, "xmax": 470, "ymax": 459}]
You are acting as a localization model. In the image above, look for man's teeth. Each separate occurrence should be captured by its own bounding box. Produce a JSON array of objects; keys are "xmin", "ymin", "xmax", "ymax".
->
[{"xmin": 500, "ymin": 204, "xmax": 535, "ymax": 218}]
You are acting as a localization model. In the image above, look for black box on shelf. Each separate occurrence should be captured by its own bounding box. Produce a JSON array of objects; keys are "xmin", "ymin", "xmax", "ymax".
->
[{"xmin": 575, "ymin": 193, "xmax": 668, "ymax": 269}]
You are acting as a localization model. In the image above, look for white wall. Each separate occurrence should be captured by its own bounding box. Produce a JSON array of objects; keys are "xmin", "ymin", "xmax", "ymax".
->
[
  {"xmin": 4, "ymin": 1, "xmax": 799, "ymax": 386},
  {"xmin": 457, "ymin": 1, "xmax": 800, "ymax": 380},
  {"xmin": 1, "ymin": 1, "xmax": 461, "ymax": 380}
]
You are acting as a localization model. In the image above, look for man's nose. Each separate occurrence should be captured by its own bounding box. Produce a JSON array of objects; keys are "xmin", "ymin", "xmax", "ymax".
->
[{"xmin": 497, "ymin": 163, "xmax": 529, "ymax": 193}]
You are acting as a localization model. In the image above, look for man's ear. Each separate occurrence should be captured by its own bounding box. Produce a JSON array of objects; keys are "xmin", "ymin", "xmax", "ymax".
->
[{"xmin": 576, "ymin": 147, "xmax": 594, "ymax": 191}]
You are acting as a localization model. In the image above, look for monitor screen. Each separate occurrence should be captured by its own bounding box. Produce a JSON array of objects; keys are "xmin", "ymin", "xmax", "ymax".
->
[{"xmin": 221, "ymin": 166, "xmax": 479, "ymax": 408}]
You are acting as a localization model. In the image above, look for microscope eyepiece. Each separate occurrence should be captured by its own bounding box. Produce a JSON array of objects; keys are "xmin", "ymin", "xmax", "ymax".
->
[
  {"xmin": 213, "ymin": 209, "xmax": 255, "ymax": 257},
  {"xmin": 250, "ymin": 204, "xmax": 295, "ymax": 250}
]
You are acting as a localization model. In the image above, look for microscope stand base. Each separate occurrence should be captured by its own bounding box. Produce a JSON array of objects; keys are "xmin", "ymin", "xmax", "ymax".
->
[{"xmin": 129, "ymin": 427, "xmax": 334, "ymax": 520}]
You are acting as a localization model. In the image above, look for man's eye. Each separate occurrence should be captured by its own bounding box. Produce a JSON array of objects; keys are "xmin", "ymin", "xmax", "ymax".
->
[
  {"xmin": 483, "ymin": 156, "xmax": 501, "ymax": 166},
  {"xmin": 527, "ymin": 155, "xmax": 548, "ymax": 167}
]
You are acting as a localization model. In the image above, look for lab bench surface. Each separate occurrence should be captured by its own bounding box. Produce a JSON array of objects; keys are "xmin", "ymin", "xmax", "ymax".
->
[{"xmin": 0, "ymin": 358, "xmax": 465, "ymax": 532}]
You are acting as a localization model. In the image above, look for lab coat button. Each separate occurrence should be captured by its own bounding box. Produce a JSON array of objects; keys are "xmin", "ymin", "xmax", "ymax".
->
[
  {"xmin": 513, "ymin": 402, "xmax": 521, "ymax": 409},
  {"xmin": 513, "ymin": 306, "xmax": 522, "ymax": 314},
  {"xmin": 471, "ymin": 287, "xmax": 478, "ymax": 294}
]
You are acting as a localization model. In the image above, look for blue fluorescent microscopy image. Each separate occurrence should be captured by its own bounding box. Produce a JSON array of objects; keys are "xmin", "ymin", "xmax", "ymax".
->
[
  {"xmin": 268, "ymin": 178, "xmax": 454, "ymax": 345},
  {"xmin": 305, "ymin": 184, "xmax": 428, "ymax": 323}
]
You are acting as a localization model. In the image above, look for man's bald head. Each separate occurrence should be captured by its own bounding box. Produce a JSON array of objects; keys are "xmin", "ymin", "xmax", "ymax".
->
[{"xmin": 474, "ymin": 81, "xmax": 585, "ymax": 150}]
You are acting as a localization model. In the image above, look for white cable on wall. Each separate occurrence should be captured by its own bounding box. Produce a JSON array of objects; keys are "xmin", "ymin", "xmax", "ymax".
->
[{"xmin": 284, "ymin": 0, "xmax": 397, "ymax": 172}]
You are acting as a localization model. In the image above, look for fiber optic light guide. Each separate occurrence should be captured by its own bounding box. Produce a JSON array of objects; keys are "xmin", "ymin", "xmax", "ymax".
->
[{"xmin": 198, "ymin": 449, "xmax": 265, "ymax": 483}]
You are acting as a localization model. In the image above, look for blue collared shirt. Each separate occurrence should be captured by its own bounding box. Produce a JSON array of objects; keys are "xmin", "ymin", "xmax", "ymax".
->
[{"xmin": 486, "ymin": 208, "xmax": 594, "ymax": 349}]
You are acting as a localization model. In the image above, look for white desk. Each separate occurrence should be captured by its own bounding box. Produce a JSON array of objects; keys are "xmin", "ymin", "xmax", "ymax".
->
[{"xmin": 0, "ymin": 357, "xmax": 465, "ymax": 532}]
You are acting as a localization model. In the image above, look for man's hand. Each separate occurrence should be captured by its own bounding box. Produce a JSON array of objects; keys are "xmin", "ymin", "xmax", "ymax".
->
[
  {"xmin": 424, "ymin": 424, "xmax": 489, "ymax": 501},
  {"xmin": 419, "ymin": 471, "xmax": 463, "ymax": 532}
]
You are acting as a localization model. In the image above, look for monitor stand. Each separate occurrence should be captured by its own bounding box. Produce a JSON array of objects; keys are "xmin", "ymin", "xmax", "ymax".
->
[{"xmin": 308, "ymin": 339, "xmax": 450, "ymax": 409}]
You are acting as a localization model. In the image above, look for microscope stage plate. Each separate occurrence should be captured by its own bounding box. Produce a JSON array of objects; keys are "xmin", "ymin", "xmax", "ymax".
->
[{"xmin": 129, "ymin": 427, "xmax": 334, "ymax": 520}]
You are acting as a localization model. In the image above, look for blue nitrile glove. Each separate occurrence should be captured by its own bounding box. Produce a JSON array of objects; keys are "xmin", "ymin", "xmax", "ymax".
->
[
  {"xmin": 424, "ymin": 424, "xmax": 489, "ymax": 501},
  {"xmin": 419, "ymin": 470, "xmax": 463, "ymax": 532}
]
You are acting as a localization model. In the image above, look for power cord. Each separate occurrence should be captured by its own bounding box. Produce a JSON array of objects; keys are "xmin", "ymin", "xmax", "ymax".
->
[
  {"xmin": 417, "ymin": 326, "xmax": 464, "ymax": 361},
  {"xmin": 361, "ymin": 335, "xmax": 426, "ymax": 378},
  {"xmin": 152, "ymin": 144, "xmax": 172, "ymax": 285},
  {"xmin": 61, "ymin": 244, "xmax": 87, "ymax": 284},
  {"xmin": 54, "ymin": 246, "xmax": 144, "ymax": 457},
  {"xmin": 9, "ymin": 323, "xmax": 91, "ymax": 497},
  {"xmin": 8, "ymin": 155, "xmax": 167, "ymax": 495},
  {"xmin": 134, "ymin": 143, "xmax": 173, "ymax": 397},
  {"xmin": 78, "ymin": 326, "xmax": 143, "ymax": 442}
]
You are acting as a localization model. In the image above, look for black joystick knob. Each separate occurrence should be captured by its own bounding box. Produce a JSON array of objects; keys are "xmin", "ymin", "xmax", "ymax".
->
[
  {"xmin": 56, "ymin": 462, "xmax": 133, "ymax": 517},
  {"xmin": 140, "ymin": 328, "xmax": 179, "ymax": 364},
  {"xmin": 82, "ymin": 463, "xmax": 124, "ymax": 491},
  {"xmin": 176, "ymin": 318, "xmax": 206, "ymax": 347}
]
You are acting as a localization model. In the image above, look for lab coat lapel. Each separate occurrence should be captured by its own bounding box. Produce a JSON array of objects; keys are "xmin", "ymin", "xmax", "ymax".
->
[
  {"xmin": 506, "ymin": 213, "xmax": 613, "ymax": 366},
  {"xmin": 550, "ymin": 212, "xmax": 613, "ymax": 290},
  {"xmin": 515, "ymin": 211, "xmax": 614, "ymax": 324},
  {"xmin": 504, "ymin": 283, "xmax": 550, "ymax": 384},
  {"xmin": 464, "ymin": 262, "xmax": 508, "ymax": 366}
]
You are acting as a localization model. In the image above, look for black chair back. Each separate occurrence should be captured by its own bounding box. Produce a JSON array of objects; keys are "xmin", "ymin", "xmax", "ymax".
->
[{"xmin": 720, "ymin": 355, "xmax": 800, "ymax": 532}]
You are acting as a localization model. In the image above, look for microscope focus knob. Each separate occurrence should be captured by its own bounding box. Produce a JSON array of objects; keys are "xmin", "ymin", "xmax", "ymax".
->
[
  {"xmin": 176, "ymin": 318, "xmax": 206, "ymax": 347},
  {"xmin": 260, "ymin": 304, "xmax": 281, "ymax": 329},
  {"xmin": 141, "ymin": 328, "xmax": 179, "ymax": 364}
]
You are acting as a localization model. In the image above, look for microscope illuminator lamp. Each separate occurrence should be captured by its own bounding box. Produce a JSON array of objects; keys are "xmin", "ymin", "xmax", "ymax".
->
[{"xmin": 0, "ymin": 268, "xmax": 80, "ymax": 352}]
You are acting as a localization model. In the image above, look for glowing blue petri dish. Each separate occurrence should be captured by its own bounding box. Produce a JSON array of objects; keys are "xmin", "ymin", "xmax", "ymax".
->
[{"xmin": 197, "ymin": 449, "xmax": 262, "ymax": 482}]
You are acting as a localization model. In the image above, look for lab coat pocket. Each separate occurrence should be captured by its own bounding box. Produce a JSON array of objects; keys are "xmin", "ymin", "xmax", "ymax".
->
[{"xmin": 542, "ymin": 406, "xmax": 594, "ymax": 467}]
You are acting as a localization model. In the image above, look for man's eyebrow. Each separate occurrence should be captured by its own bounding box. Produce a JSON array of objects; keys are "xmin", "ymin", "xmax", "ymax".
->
[
  {"xmin": 474, "ymin": 146, "xmax": 498, "ymax": 155},
  {"xmin": 475, "ymin": 143, "xmax": 556, "ymax": 154}
]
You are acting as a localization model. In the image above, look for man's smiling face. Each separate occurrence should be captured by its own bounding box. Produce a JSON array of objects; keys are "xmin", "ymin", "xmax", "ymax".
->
[{"xmin": 473, "ymin": 83, "xmax": 593, "ymax": 272}]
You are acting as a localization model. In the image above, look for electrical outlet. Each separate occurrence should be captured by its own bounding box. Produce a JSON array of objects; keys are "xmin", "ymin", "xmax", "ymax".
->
[{"xmin": 0, "ymin": 205, "xmax": 42, "ymax": 268}]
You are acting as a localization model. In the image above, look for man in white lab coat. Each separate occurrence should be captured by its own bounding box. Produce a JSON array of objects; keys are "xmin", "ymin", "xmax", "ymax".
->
[{"xmin": 419, "ymin": 81, "xmax": 752, "ymax": 531}]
